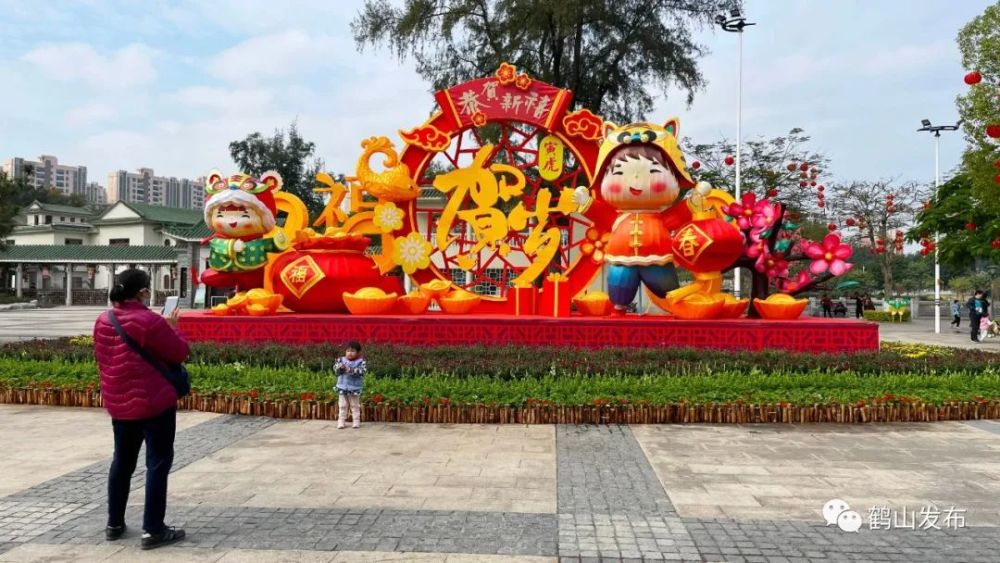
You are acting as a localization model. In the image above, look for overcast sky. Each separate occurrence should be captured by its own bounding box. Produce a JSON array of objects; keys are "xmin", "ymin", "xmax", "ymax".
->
[{"xmin": 0, "ymin": 0, "xmax": 990, "ymax": 189}]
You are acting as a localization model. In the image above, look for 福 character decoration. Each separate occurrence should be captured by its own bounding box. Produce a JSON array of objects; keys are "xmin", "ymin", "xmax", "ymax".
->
[{"xmin": 201, "ymin": 170, "xmax": 290, "ymax": 291}]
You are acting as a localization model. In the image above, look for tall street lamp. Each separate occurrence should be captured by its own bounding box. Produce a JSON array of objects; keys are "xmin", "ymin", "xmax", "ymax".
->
[
  {"xmin": 716, "ymin": 7, "xmax": 754, "ymax": 298},
  {"xmin": 916, "ymin": 118, "xmax": 960, "ymax": 334}
]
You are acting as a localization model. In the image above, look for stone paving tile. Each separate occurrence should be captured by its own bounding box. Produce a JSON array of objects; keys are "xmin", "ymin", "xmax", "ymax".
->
[
  {"xmin": 0, "ymin": 501, "xmax": 97, "ymax": 548},
  {"xmin": 28, "ymin": 504, "xmax": 559, "ymax": 556},
  {"xmin": 632, "ymin": 422, "xmax": 1000, "ymax": 526},
  {"xmin": 556, "ymin": 425, "xmax": 701, "ymax": 561},
  {"xmin": 4, "ymin": 415, "xmax": 276, "ymax": 504},
  {"xmin": 168, "ymin": 421, "xmax": 556, "ymax": 513},
  {"xmin": 683, "ymin": 517, "xmax": 1000, "ymax": 563}
]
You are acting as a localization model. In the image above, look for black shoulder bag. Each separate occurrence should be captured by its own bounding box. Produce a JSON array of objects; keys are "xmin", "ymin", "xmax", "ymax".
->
[{"xmin": 107, "ymin": 310, "xmax": 191, "ymax": 398}]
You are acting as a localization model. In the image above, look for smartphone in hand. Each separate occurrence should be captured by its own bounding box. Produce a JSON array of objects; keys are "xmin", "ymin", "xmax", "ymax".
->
[{"xmin": 162, "ymin": 296, "xmax": 180, "ymax": 317}]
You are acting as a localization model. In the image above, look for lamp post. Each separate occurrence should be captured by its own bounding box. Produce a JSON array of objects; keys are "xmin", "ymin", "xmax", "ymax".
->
[
  {"xmin": 716, "ymin": 7, "xmax": 754, "ymax": 298},
  {"xmin": 916, "ymin": 118, "xmax": 960, "ymax": 334}
]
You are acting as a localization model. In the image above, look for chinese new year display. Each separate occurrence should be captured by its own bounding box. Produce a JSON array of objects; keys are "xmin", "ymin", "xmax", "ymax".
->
[{"xmin": 180, "ymin": 63, "xmax": 876, "ymax": 352}]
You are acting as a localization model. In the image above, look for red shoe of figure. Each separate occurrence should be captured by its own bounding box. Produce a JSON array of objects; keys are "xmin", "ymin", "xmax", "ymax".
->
[{"xmin": 200, "ymin": 268, "xmax": 265, "ymax": 292}]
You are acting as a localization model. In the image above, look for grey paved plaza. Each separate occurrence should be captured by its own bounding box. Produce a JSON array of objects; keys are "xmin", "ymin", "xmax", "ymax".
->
[{"xmin": 2, "ymin": 406, "xmax": 1000, "ymax": 562}]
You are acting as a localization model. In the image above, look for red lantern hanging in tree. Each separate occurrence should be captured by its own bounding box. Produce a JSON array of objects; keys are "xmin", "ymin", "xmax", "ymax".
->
[
  {"xmin": 799, "ymin": 162, "xmax": 809, "ymax": 172},
  {"xmin": 987, "ymin": 124, "xmax": 1000, "ymax": 139},
  {"xmin": 691, "ymin": 161, "xmax": 701, "ymax": 169},
  {"xmin": 827, "ymin": 223, "xmax": 837, "ymax": 231},
  {"xmin": 845, "ymin": 217, "xmax": 856, "ymax": 227},
  {"xmin": 964, "ymin": 71, "xmax": 982, "ymax": 85},
  {"xmin": 786, "ymin": 163, "xmax": 797, "ymax": 172},
  {"xmin": 724, "ymin": 155, "xmax": 735, "ymax": 166},
  {"xmin": 966, "ymin": 222, "xmax": 977, "ymax": 231},
  {"xmin": 767, "ymin": 189, "xmax": 778, "ymax": 198}
]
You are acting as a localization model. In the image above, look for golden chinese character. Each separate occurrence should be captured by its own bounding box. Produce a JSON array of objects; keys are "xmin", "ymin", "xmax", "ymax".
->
[
  {"xmin": 675, "ymin": 226, "xmax": 702, "ymax": 258},
  {"xmin": 288, "ymin": 265, "xmax": 310, "ymax": 284}
]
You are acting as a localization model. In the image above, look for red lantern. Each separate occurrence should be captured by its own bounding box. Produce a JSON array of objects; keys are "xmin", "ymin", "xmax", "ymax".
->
[
  {"xmin": 995, "ymin": 174, "xmax": 1000, "ymax": 185},
  {"xmin": 964, "ymin": 71, "xmax": 982, "ymax": 85},
  {"xmin": 827, "ymin": 223, "xmax": 837, "ymax": 231},
  {"xmin": 787, "ymin": 163, "xmax": 797, "ymax": 172},
  {"xmin": 987, "ymin": 125, "xmax": 1000, "ymax": 139},
  {"xmin": 799, "ymin": 162, "xmax": 809, "ymax": 172},
  {"xmin": 799, "ymin": 181, "xmax": 807, "ymax": 188},
  {"xmin": 966, "ymin": 222, "xmax": 976, "ymax": 231},
  {"xmin": 817, "ymin": 185, "xmax": 825, "ymax": 192},
  {"xmin": 691, "ymin": 161, "xmax": 701, "ymax": 169},
  {"xmin": 818, "ymin": 201, "xmax": 826, "ymax": 208},
  {"xmin": 810, "ymin": 181, "xmax": 817, "ymax": 187},
  {"xmin": 920, "ymin": 248, "xmax": 929, "ymax": 256},
  {"xmin": 269, "ymin": 234, "xmax": 403, "ymax": 313},
  {"xmin": 846, "ymin": 218, "xmax": 856, "ymax": 226},
  {"xmin": 994, "ymin": 160, "xmax": 1000, "ymax": 169},
  {"xmin": 724, "ymin": 155, "xmax": 735, "ymax": 166},
  {"xmin": 767, "ymin": 189, "xmax": 778, "ymax": 198},
  {"xmin": 671, "ymin": 215, "xmax": 743, "ymax": 273}
]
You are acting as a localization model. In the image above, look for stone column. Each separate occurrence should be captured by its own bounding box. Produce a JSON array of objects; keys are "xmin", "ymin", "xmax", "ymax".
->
[
  {"xmin": 65, "ymin": 264, "xmax": 73, "ymax": 307},
  {"xmin": 149, "ymin": 264, "xmax": 157, "ymax": 306},
  {"xmin": 15, "ymin": 264, "xmax": 23, "ymax": 298}
]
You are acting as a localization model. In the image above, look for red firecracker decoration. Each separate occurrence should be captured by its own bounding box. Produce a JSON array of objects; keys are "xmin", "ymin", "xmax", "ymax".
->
[
  {"xmin": 724, "ymin": 155, "xmax": 735, "ymax": 165},
  {"xmin": 964, "ymin": 71, "xmax": 982, "ymax": 85},
  {"xmin": 987, "ymin": 124, "xmax": 1000, "ymax": 139}
]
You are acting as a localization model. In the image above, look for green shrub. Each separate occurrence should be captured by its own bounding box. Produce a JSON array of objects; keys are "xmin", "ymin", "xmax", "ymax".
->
[{"xmin": 864, "ymin": 310, "xmax": 911, "ymax": 322}]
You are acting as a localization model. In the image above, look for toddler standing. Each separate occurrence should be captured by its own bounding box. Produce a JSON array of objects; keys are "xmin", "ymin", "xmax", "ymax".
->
[{"xmin": 334, "ymin": 341, "xmax": 366, "ymax": 429}]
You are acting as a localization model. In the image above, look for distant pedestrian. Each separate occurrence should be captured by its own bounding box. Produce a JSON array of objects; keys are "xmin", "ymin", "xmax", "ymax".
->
[
  {"xmin": 821, "ymin": 294, "xmax": 833, "ymax": 318},
  {"xmin": 93, "ymin": 268, "xmax": 188, "ymax": 550},
  {"xmin": 853, "ymin": 293, "xmax": 864, "ymax": 319},
  {"xmin": 335, "ymin": 341, "xmax": 367, "ymax": 429},
  {"xmin": 950, "ymin": 300, "xmax": 961, "ymax": 329},
  {"xmin": 966, "ymin": 290, "xmax": 990, "ymax": 342}
]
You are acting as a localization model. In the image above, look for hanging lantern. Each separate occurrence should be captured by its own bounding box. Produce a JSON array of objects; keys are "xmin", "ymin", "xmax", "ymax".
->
[
  {"xmin": 986, "ymin": 124, "xmax": 1000, "ymax": 139},
  {"xmin": 767, "ymin": 189, "xmax": 778, "ymax": 198},
  {"xmin": 691, "ymin": 161, "xmax": 701, "ymax": 169},
  {"xmin": 827, "ymin": 223, "xmax": 837, "ymax": 231},
  {"xmin": 786, "ymin": 163, "xmax": 797, "ymax": 172},
  {"xmin": 964, "ymin": 71, "xmax": 982, "ymax": 85},
  {"xmin": 799, "ymin": 162, "xmax": 809, "ymax": 172},
  {"xmin": 724, "ymin": 155, "xmax": 735, "ymax": 166},
  {"xmin": 845, "ymin": 218, "xmax": 856, "ymax": 226}
]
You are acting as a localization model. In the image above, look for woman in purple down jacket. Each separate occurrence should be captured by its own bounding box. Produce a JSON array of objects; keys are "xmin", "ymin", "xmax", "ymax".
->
[{"xmin": 93, "ymin": 268, "xmax": 188, "ymax": 550}]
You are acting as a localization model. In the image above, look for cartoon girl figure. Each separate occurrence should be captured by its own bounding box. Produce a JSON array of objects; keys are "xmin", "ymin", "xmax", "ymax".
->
[
  {"xmin": 574, "ymin": 119, "xmax": 712, "ymax": 314},
  {"xmin": 200, "ymin": 170, "xmax": 289, "ymax": 290}
]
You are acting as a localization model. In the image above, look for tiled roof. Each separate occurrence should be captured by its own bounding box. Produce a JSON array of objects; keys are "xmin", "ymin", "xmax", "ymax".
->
[
  {"xmin": 0, "ymin": 245, "xmax": 180, "ymax": 264},
  {"xmin": 162, "ymin": 221, "xmax": 213, "ymax": 241},
  {"xmin": 125, "ymin": 202, "xmax": 203, "ymax": 225},
  {"xmin": 27, "ymin": 201, "xmax": 97, "ymax": 216}
]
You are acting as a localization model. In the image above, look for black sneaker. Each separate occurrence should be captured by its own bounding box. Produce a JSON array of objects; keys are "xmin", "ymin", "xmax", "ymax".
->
[
  {"xmin": 105, "ymin": 524, "xmax": 126, "ymax": 541},
  {"xmin": 141, "ymin": 526, "xmax": 185, "ymax": 550}
]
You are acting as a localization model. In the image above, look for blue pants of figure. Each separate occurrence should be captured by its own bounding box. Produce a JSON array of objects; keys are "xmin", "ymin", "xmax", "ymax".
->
[{"xmin": 608, "ymin": 264, "xmax": 679, "ymax": 311}]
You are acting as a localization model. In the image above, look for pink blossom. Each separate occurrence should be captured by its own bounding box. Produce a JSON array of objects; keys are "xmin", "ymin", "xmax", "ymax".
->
[
  {"xmin": 724, "ymin": 193, "xmax": 758, "ymax": 231},
  {"xmin": 779, "ymin": 269, "xmax": 813, "ymax": 292},
  {"xmin": 750, "ymin": 199, "xmax": 777, "ymax": 231},
  {"xmin": 745, "ymin": 238, "xmax": 768, "ymax": 259},
  {"xmin": 755, "ymin": 252, "xmax": 789, "ymax": 279},
  {"xmin": 803, "ymin": 233, "xmax": 853, "ymax": 276}
]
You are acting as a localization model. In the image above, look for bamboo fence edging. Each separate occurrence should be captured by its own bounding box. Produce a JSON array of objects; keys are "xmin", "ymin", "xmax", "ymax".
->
[{"xmin": 2, "ymin": 387, "xmax": 999, "ymax": 423}]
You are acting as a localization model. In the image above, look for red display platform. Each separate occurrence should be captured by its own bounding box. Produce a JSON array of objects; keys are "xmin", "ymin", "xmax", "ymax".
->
[{"xmin": 179, "ymin": 313, "xmax": 878, "ymax": 353}]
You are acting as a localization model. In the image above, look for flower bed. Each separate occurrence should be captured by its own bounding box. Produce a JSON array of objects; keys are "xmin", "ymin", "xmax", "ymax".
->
[
  {"xmin": 0, "ymin": 340, "xmax": 998, "ymax": 423},
  {"xmin": 864, "ymin": 310, "xmax": 912, "ymax": 322}
]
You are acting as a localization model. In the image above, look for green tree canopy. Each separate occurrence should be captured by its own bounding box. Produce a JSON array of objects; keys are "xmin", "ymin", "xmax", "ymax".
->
[
  {"xmin": 229, "ymin": 121, "xmax": 325, "ymax": 217},
  {"xmin": 351, "ymin": 0, "xmax": 726, "ymax": 122},
  {"xmin": 956, "ymin": 2, "xmax": 1000, "ymax": 219},
  {"xmin": 908, "ymin": 172, "xmax": 999, "ymax": 268}
]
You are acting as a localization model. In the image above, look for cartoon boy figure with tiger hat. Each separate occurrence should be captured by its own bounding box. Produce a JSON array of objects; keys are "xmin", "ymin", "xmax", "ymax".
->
[
  {"xmin": 573, "ymin": 118, "xmax": 732, "ymax": 314},
  {"xmin": 200, "ymin": 169, "xmax": 289, "ymax": 290}
]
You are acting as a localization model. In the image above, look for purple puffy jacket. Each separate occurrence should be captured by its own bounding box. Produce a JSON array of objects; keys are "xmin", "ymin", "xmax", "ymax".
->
[{"xmin": 94, "ymin": 301, "xmax": 190, "ymax": 420}]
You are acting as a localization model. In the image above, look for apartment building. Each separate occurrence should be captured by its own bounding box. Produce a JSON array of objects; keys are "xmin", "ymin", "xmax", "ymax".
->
[
  {"xmin": 2, "ymin": 155, "xmax": 87, "ymax": 197},
  {"xmin": 108, "ymin": 169, "xmax": 204, "ymax": 210}
]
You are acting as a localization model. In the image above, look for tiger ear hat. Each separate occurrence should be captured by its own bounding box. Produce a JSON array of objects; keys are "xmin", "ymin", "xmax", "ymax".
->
[{"xmin": 593, "ymin": 118, "xmax": 695, "ymax": 190}]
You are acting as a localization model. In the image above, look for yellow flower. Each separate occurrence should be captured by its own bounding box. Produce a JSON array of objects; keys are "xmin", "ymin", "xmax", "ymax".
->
[
  {"xmin": 581, "ymin": 227, "xmax": 610, "ymax": 264},
  {"xmin": 373, "ymin": 202, "xmax": 404, "ymax": 233},
  {"xmin": 393, "ymin": 232, "xmax": 432, "ymax": 274}
]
